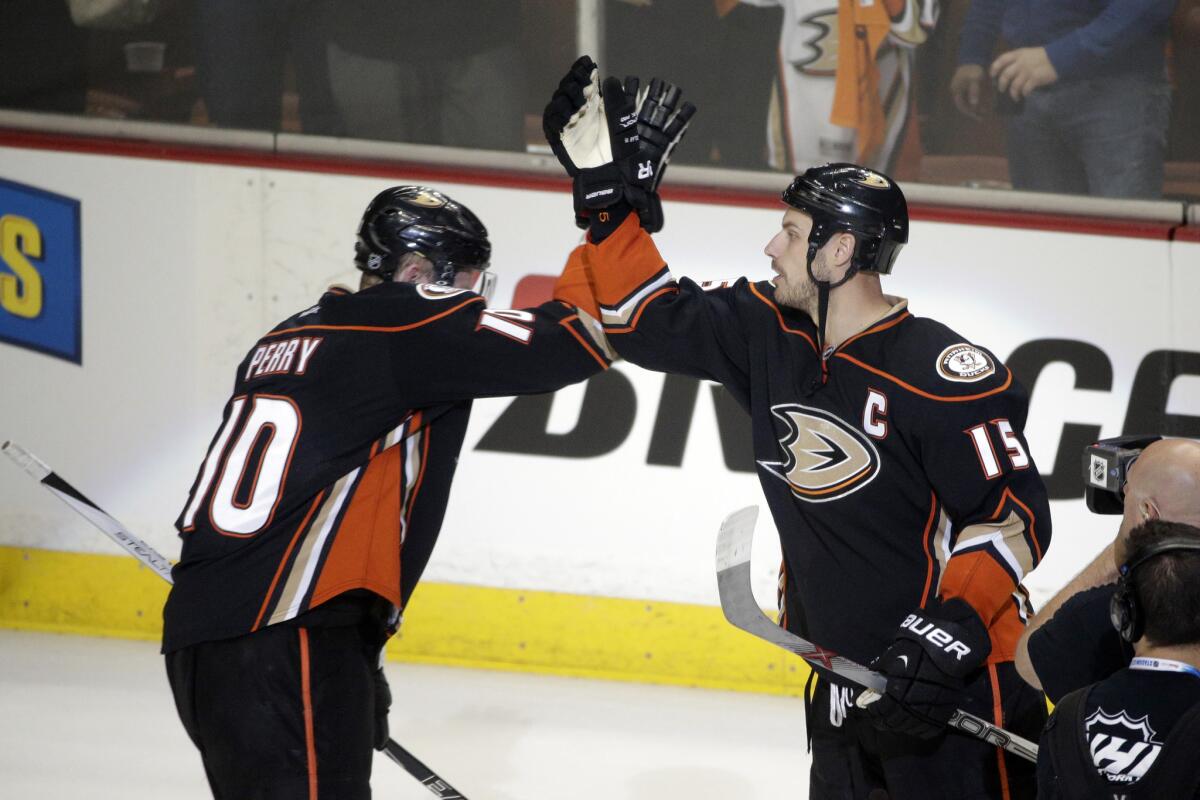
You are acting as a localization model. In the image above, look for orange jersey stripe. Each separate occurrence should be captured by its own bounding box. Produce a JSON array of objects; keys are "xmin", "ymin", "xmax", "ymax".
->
[
  {"xmin": 263, "ymin": 297, "xmax": 485, "ymax": 338},
  {"xmin": 989, "ymin": 664, "xmax": 1013, "ymax": 800},
  {"xmin": 584, "ymin": 216, "xmax": 669, "ymax": 306},
  {"xmin": 940, "ymin": 552, "xmax": 1026, "ymax": 659},
  {"xmin": 834, "ymin": 352, "xmax": 1013, "ymax": 402},
  {"xmin": 299, "ymin": 628, "xmax": 319, "ymax": 800},
  {"xmin": 837, "ymin": 311, "xmax": 911, "ymax": 350},
  {"xmin": 918, "ymin": 492, "xmax": 939, "ymax": 608},
  {"xmin": 992, "ymin": 487, "xmax": 1044, "ymax": 561},
  {"xmin": 604, "ymin": 286, "xmax": 680, "ymax": 334},
  {"xmin": 558, "ymin": 314, "xmax": 609, "ymax": 370},
  {"xmin": 310, "ymin": 446, "xmax": 404, "ymax": 609},
  {"xmin": 252, "ymin": 492, "xmax": 325, "ymax": 631},
  {"xmin": 552, "ymin": 247, "xmax": 601, "ymax": 319},
  {"xmin": 748, "ymin": 283, "xmax": 819, "ymax": 351}
]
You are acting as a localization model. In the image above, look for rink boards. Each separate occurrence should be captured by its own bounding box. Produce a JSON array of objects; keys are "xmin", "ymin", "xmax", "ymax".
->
[{"xmin": 1, "ymin": 142, "xmax": 1198, "ymax": 693}]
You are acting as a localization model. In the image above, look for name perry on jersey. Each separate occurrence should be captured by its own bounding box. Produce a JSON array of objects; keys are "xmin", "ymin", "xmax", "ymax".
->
[{"xmin": 245, "ymin": 336, "xmax": 323, "ymax": 380}]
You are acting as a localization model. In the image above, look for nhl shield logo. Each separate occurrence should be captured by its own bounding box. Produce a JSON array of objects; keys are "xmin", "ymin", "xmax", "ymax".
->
[
  {"xmin": 1084, "ymin": 707, "xmax": 1163, "ymax": 785},
  {"xmin": 758, "ymin": 404, "xmax": 881, "ymax": 503}
]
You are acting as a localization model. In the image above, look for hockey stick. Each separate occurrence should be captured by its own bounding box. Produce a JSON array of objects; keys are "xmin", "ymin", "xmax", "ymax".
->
[
  {"xmin": 1, "ymin": 439, "xmax": 470, "ymax": 800},
  {"xmin": 715, "ymin": 506, "xmax": 1039, "ymax": 764}
]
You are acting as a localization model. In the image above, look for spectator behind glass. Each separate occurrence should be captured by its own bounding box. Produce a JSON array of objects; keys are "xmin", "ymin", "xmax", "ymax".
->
[
  {"xmin": 739, "ymin": 0, "xmax": 939, "ymax": 177},
  {"xmin": 194, "ymin": 0, "xmax": 342, "ymax": 135},
  {"xmin": 323, "ymin": 1, "xmax": 524, "ymax": 150},
  {"xmin": 951, "ymin": 0, "xmax": 1177, "ymax": 199},
  {"xmin": 605, "ymin": 0, "xmax": 780, "ymax": 170},
  {"xmin": 0, "ymin": 0, "xmax": 87, "ymax": 114}
]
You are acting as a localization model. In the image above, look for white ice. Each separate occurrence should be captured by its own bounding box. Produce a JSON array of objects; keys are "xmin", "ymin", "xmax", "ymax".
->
[{"xmin": 0, "ymin": 630, "xmax": 812, "ymax": 799}]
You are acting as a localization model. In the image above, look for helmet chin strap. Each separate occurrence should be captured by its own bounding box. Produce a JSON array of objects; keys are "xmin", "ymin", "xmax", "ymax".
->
[{"xmin": 806, "ymin": 240, "xmax": 858, "ymax": 354}]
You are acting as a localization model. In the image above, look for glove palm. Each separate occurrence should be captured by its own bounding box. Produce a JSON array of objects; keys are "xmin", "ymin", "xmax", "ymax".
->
[{"xmin": 544, "ymin": 55, "xmax": 695, "ymax": 233}]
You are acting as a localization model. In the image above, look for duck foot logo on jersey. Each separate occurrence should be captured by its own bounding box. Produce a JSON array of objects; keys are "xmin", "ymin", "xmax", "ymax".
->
[{"xmin": 758, "ymin": 403, "xmax": 881, "ymax": 503}]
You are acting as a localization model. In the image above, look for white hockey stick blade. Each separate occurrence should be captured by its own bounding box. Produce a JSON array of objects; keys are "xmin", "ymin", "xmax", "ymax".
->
[
  {"xmin": 2, "ymin": 440, "xmax": 175, "ymax": 583},
  {"xmin": 715, "ymin": 505, "xmax": 1039, "ymax": 763},
  {"xmin": 716, "ymin": 505, "xmax": 886, "ymax": 692}
]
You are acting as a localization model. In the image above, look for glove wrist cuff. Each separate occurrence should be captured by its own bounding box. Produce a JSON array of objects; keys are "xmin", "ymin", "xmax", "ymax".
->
[
  {"xmin": 586, "ymin": 200, "xmax": 633, "ymax": 243},
  {"xmin": 896, "ymin": 601, "xmax": 991, "ymax": 677}
]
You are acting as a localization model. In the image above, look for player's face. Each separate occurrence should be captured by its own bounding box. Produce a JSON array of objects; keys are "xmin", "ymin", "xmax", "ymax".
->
[{"xmin": 765, "ymin": 209, "xmax": 818, "ymax": 311}]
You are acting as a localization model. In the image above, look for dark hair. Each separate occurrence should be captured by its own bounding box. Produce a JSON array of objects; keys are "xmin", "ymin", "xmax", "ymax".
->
[{"xmin": 1127, "ymin": 519, "xmax": 1200, "ymax": 646}]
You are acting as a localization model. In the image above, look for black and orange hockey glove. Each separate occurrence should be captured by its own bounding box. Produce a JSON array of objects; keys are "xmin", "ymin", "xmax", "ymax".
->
[
  {"xmin": 861, "ymin": 597, "xmax": 991, "ymax": 739},
  {"xmin": 543, "ymin": 55, "xmax": 695, "ymax": 237}
]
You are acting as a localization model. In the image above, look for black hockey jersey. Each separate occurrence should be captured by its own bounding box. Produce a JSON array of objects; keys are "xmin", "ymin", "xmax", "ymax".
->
[
  {"xmin": 585, "ymin": 216, "xmax": 1051, "ymax": 669},
  {"xmin": 162, "ymin": 273, "xmax": 609, "ymax": 653},
  {"xmin": 1038, "ymin": 667, "xmax": 1200, "ymax": 798}
]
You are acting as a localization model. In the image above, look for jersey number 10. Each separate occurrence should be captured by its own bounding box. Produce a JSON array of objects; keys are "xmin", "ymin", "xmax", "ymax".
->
[{"xmin": 180, "ymin": 395, "xmax": 302, "ymax": 536}]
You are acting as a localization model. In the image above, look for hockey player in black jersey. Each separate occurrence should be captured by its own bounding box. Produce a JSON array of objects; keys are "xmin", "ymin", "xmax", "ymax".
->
[
  {"xmin": 161, "ymin": 185, "xmax": 616, "ymax": 798},
  {"xmin": 1036, "ymin": 519, "xmax": 1200, "ymax": 798},
  {"xmin": 545, "ymin": 59, "xmax": 1051, "ymax": 799}
]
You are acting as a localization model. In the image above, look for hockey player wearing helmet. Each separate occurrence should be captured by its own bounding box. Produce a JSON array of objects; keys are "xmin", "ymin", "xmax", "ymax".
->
[
  {"xmin": 162, "ymin": 185, "xmax": 614, "ymax": 798},
  {"xmin": 354, "ymin": 185, "xmax": 497, "ymax": 299},
  {"xmin": 547, "ymin": 89, "xmax": 1052, "ymax": 798}
]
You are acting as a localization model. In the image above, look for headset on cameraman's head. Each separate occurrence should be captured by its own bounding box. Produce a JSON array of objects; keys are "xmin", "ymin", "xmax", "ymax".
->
[{"xmin": 1082, "ymin": 435, "xmax": 1200, "ymax": 642}]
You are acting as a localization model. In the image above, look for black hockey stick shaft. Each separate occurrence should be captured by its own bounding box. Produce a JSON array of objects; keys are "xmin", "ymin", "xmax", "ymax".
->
[
  {"xmin": 715, "ymin": 506, "xmax": 1039, "ymax": 763},
  {"xmin": 1, "ymin": 439, "xmax": 471, "ymax": 800}
]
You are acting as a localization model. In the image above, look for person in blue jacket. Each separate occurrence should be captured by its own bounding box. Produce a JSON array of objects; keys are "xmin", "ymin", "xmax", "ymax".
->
[{"xmin": 949, "ymin": 0, "xmax": 1177, "ymax": 199}]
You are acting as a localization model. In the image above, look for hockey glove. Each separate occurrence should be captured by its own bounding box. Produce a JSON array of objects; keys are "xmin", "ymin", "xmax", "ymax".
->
[
  {"xmin": 543, "ymin": 56, "xmax": 696, "ymax": 235},
  {"xmin": 861, "ymin": 597, "xmax": 991, "ymax": 739},
  {"xmin": 631, "ymin": 76, "xmax": 696, "ymax": 232}
]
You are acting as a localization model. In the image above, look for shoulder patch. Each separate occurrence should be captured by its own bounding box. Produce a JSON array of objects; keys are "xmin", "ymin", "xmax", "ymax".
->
[
  {"xmin": 936, "ymin": 343, "xmax": 995, "ymax": 383},
  {"xmin": 416, "ymin": 284, "xmax": 471, "ymax": 301}
]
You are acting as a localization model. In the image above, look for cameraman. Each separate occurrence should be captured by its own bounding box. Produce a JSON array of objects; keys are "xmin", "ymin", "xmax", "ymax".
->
[
  {"xmin": 1014, "ymin": 437, "xmax": 1200, "ymax": 702},
  {"xmin": 1035, "ymin": 518, "xmax": 1200, "ymax": 796}
]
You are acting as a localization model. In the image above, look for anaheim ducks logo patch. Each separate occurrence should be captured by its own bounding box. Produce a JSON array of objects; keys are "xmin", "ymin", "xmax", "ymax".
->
[
  {"xmin": 789, "ymin": 11, "xmax": 839, "ymax": 77},
  {"xmin": 758, "ymin": 404, "xmax": 881, "ymax": 503},
  {"xmin": 937, "ymin": 344, "xmax": 996, "ymax": 382},
  {"xmin": 409, "ymin": 189, "xmax": 447, "ymax": 208},
  {"xmin": 853, "ymin": 170, "xmax": 891, "ymax": 190}
]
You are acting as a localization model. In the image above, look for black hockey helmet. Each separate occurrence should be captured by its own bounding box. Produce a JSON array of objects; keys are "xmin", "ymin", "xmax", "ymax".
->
[
  {"xmin": 782, "ymin": 162, "xmax": 908, "ymax": 277},
  {"xmin": 355, "ymin": 186, "xmax": 494, "ymax": 298}
]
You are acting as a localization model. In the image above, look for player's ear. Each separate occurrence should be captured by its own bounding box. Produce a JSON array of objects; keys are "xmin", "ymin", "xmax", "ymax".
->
[
  {"xmin": 394, "ymin": 261, "xmax": 426, "ymax": 284},
  {"xmin": 833, "ymin": 232, "xmax": 857, "ymax": 267}
]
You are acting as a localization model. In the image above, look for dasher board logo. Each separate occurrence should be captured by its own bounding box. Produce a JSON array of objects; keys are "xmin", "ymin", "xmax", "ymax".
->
[
  {"xmin": 759, "ymin": 403, "xmax": 881, "ymax": 502},
  {"xmin": 0, "ymin": 178, "xmax": 82, "ymax": 363},
  {"xmin": 1085, "ymin": 707, "xmax": 1163, "ymax": 785},
  {"xmin": 937, "ymin": 343, "xmax": 995, "ymax": 382}
]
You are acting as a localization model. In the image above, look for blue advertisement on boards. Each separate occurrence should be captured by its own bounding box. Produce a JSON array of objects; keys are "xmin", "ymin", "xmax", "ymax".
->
[{"xmin": 0, "ymin": 178, "xmax": 82, "ymax": 364}]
